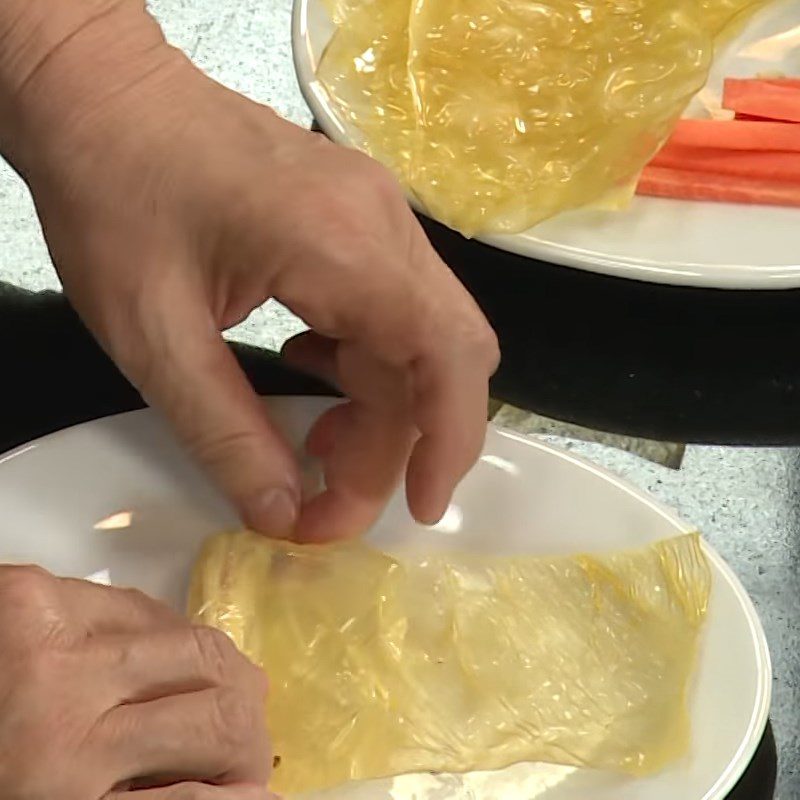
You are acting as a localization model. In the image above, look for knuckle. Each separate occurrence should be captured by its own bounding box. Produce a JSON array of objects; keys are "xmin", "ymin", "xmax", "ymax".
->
[
  {"xmin": 457, "ymin": 312, "xmax": 500, "ymax": 371},
  {"xmin": 211, "ymin": 686, "xmax": 262, "ymax": 754},
  {"xmin": 480, "ymin": 324, "xmax": 501, "ymax": 371},
  {"xmin": 120, "ymin": 586, "xmax": 174, "ymax": 622},
  {"xmin": 355, "ymin": 156, "xmax": 405, "ymax": 206},
  {"xmin": 239, "ymin": 657, "xmax": 270, "ymax": 710},
  {"xmin": 306, "ymin": 191, "xmax": 367, "ymax": 243},
  {"xmin": 120, "ymin": 585, "xmax": 149, "ymax": 603},
  {"xmin": 191, "ymin": 626, "xmax": 236, "ymax": 683},
  {"xmin": 0, "ymin": 564, "xmax": 54, "ymax": 602},
  {"xmin": 0, "ymin": 566, "xmax": 62, "ymax": 639},
  {"xmin": 118, "ymin": 586, "xmax": 153, "ymax": 612}
]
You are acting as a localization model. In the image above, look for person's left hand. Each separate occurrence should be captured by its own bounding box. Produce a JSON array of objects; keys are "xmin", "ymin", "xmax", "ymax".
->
[{"xmin": 0, "ymin": 565, "xmax": 273, "ymax": 800}]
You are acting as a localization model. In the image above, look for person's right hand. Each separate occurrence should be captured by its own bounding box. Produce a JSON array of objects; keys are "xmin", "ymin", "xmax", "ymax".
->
[
  {"xmin": 0, "ymin": 0, "xmax": 500, "ymax": 544},
  {"xmin": 0, "ymin": 565, "xmax": 273, "ymax": 800}
]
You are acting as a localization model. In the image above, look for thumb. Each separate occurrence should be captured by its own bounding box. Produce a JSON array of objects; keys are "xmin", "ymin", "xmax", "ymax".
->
[{"xmin": 123, "ymin": 301, "xmax": 301, "ymax": 538}]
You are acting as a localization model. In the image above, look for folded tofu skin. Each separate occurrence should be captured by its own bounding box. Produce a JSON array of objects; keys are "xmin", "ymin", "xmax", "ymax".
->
[
  {"xmin": 317, "ymin": 0, "xmax": 771, "ymax": 235},
  {"xmin": 189, "ymin": 531, "xmax": 711, "ymax": 795}
]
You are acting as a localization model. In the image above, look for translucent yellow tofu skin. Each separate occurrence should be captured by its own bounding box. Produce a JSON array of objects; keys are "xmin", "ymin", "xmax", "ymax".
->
[
  {"xmin": 188, "ymin": 531, "xmax": 711, "ymax": 795},
  {"xmin": 317, "ymin": 0, "xmax": 772, "ymax": 235}
]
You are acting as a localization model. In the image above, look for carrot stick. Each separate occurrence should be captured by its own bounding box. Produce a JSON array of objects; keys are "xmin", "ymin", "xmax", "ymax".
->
[
  {"xmin": 637, "ymin": 166, "xmax": 800, "ymax": 207},
  {"xmin": 651, "ymin": 144, "xmax": 800, "ymax": 182},
  {"xmin": 723, "ymin": 79, "xmax": 800, "ymax": 123},
  {"xmin": 763, "ymin": 78, "xmax": 800, "ymax": 90},
  {"xmin": 667, "ymin": 119, "xmax": 800, "ymax": 152},
  {"xmin": 733, "ymin": 113, "xmax": 780, "ymax": 122}
]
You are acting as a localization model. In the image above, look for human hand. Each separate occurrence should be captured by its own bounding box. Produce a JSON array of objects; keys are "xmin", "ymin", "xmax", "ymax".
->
[
  {"xmin": 2, "ymin": 2, "xmax": 499, "ymax": 542},
  {"xmin": 0, "ymin": 564, "xmax": 272, "ymax": 800}
]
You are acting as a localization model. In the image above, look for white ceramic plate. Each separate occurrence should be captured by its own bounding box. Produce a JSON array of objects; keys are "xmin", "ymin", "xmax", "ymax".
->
[
  {"xmin": 0, "ymin": 398, "xmax": 771, "ymax": 800},
  {"xmin": 292, "ymin": 0, "xmax": 800, "ymax": 289}
]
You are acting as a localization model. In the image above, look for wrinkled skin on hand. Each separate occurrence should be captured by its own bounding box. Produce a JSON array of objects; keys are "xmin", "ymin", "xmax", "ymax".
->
[
  {"xmin": 0, "ymin": 565, "xmax": 273, "ymax": 800},
  {"xmin": 3, "ymin": 1, "xmax": 498, "ymax": 543}
]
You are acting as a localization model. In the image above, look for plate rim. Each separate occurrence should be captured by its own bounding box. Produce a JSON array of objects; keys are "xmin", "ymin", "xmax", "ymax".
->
[
  {"xmin": 290, "ymin": 0, "xmax": 800, "ymax": 290},
  {"xmin": 0, "ymin": 404, "xmax": 774, "ymax": 798}
]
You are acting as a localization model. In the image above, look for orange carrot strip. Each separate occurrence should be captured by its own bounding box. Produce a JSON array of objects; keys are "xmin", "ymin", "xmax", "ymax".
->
[
  {"xmin": 764, "ymin": 78, "xmax": 800, "ymax": 90},
  {"xmin": 733, "ymin": 113, "xmax": 781, "ymax": 122},
  {"xmin": 723, "ymin": 79, "xmax": 800, "ymax": 123},
  {"xmin": 651, "ymin": 144, "xmax": 800, "ymax": 182},
  {"xmin": 637, "ymin": 166, "xmax": 800, "ymax": 207},
  {"xmin": 668, "ymin": 119, "xmax": 800, "ymax": 152}
]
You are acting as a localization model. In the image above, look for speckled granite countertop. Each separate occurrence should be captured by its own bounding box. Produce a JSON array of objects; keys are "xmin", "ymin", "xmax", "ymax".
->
[{"xmin": 0, "ymin": 1, "xmax": 797, "ymax": 796}]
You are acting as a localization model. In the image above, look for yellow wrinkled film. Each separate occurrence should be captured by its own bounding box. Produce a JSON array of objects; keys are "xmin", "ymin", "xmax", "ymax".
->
[
  {"xmin": 317, "ymin": 0, "xmax": 771, "ymax": 235},
  {"xmin": 189, "ymin": 531, "xmax": 711, "ymax": 794}
]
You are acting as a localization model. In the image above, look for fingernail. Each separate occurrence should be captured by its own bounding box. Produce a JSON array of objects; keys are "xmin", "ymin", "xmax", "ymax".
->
[{"xmin": 243, "ymin": 488, "xmax": 298, "ymax": 539}]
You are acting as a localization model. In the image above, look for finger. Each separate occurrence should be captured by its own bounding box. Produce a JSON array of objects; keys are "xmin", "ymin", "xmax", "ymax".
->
[
  {"xmin": 97, "ymin": 686, "xmax": 271, "ymax": 787},
  {"xmin": 274, "ymin": 237, "xmax": 498, "ymax": 528},
  {"xmin": 305, "ymin": 404, "xmax": 342, "ymax": 459},
  {"xmin": 109, "ymin": 783, "xmax": 274, "ymax": 800},
  {"xmin": 295, "ymin": 482, "xmax": 395, "ymax": 543},
  {"xmin": 281, "ymin": 331, "xmax": 339, "ymax": 388},
  {"xmin": 57, "ymin": 577, "xmax": 184, "ymax": 635},
  {"xmin": 89, "ymin": 625, "xmax": 263, "ymax": 705},
  {"xmin": 294, "ymin": 402, "xmax": 416, "ymax": 542},
  {"xmin": 294, "ymin": 343, "xmax": 416, "ymax": 541},
  {"xmin": 127, "ymin": 296, "xmax": 302, "ymax": 538},
  {"xmin": 400, "ymin": 243, "xmax": 497, "ymax": 523},
  {"xmin": 335, "ymin": 269, "xmax": 491, "ymax": 525},
  {"xmin": 284, "ymin": 337, "xmax": 419, "ymax": 540},
  {"xmin": 405, "ymin": 350, "xmax": 493, "ymax": 524}
]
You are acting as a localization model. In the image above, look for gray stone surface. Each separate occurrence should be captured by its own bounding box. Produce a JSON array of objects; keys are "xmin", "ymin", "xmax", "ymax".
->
[
  {"xmin": 493, "ymin": 404, "xmax": 686, "ymax": 468},
  {"xmin": 0, "ymin": 1, "xmax": 795, "ymax": 796}
]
